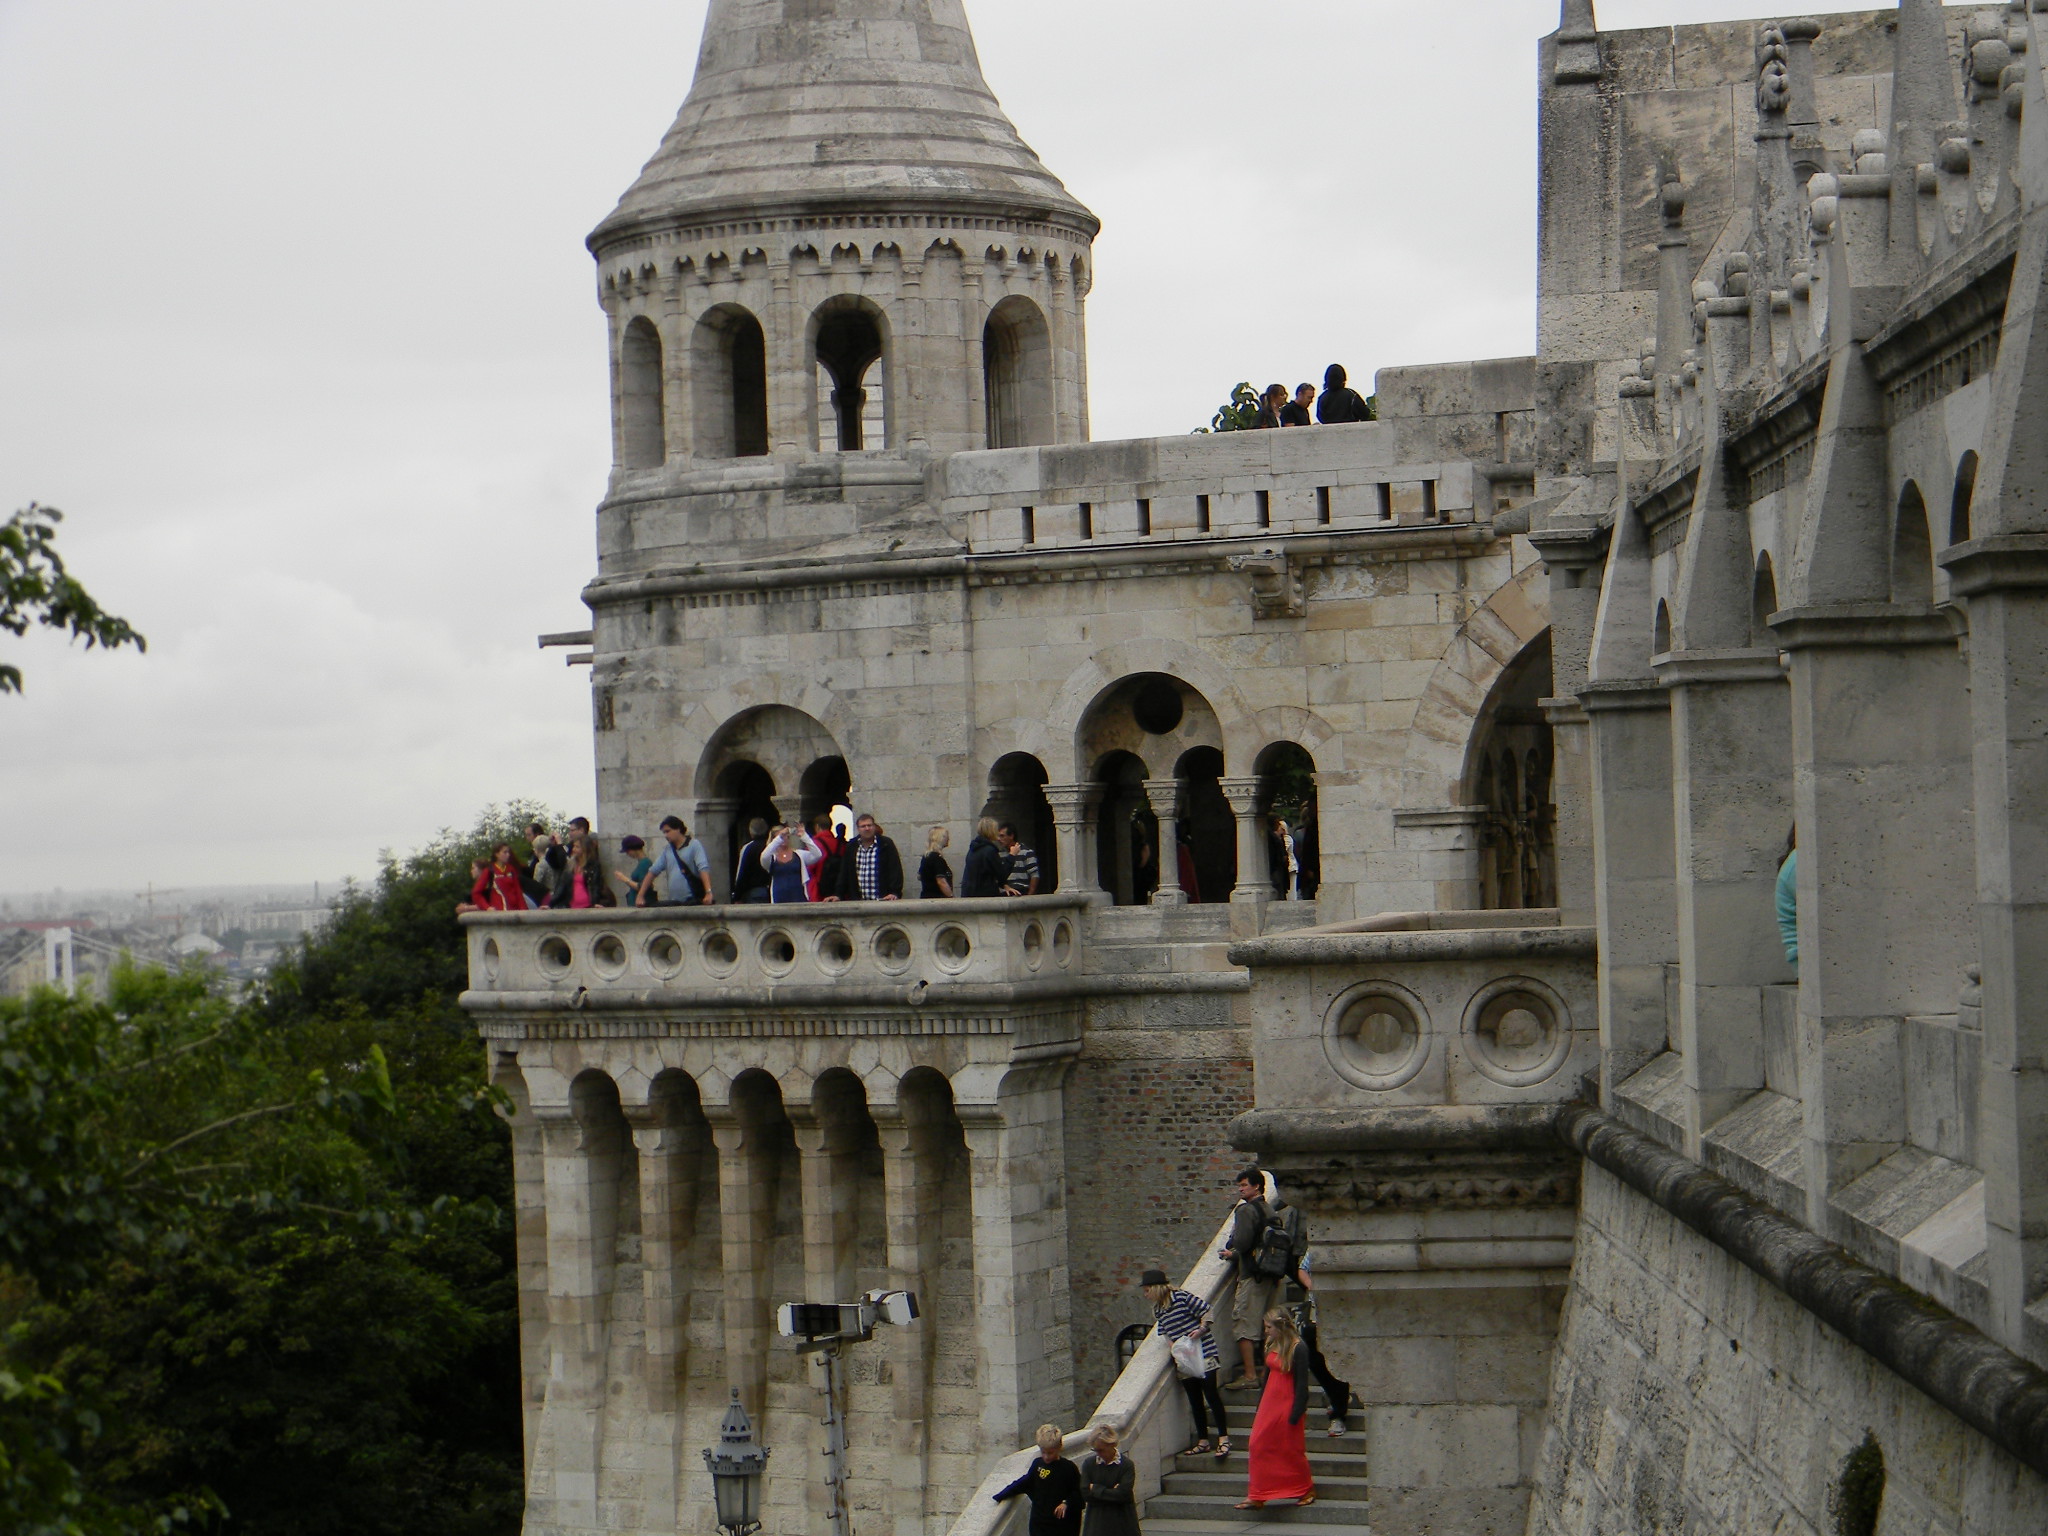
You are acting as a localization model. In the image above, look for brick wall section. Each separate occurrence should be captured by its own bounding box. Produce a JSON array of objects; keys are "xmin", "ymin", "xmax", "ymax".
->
[
  {"xmin": 1062, "ymin": 1031, "xmax": 1254, "ymax": 1410},
  {"xmin": 1529, "ymin": 1164, "xmax": 2048, "ymax": 1535}
]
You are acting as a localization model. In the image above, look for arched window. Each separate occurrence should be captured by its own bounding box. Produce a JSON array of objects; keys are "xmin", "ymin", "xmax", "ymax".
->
[
  {"xmin": 714, "ymin": 761, "xmax": 780, "ymax": 895},
  {"xmin": 983, "ymin": 295, "xmax": 1054, "ymax": 449},
  {"xmin": 1653, "ymin": 600, "xmax": 1672, "ymax": 655},
  {"xmin": 1891, "ymin": 483, "xmax": 1934, "ymax": 606},
  {"xmin": 1466, "ymin": 630, "xmax": 1557, "ymax": 910},
  {"xmin": 983, "ymin": 753, "xmax": 1058, "ymax": 892},
  {"xmin": 691, "ymin": 305, "xmax": 769, "ymax": 459},
  {"xmin": 799, "ymin": 756, "xmax": 852, "ymax": 830},
  {"xmin": 813, "ymin": 299, "xmax": 888, "ymax": 451},
  {"xmin": 1752, "ymin": 553, "xmax": 1779, "ymax": 642},
  {"xmin": 1951, "ymin": 451, "xmax": 1979, "ymax": 545},
  {"xmin": 619, "ymin": 316, "xmax": 666, "ymax": 469}
]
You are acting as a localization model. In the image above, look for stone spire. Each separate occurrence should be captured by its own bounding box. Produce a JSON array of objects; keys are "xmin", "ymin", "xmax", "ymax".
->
[{"xmin": 590, "ymin": 0, "xmax": 1097, "ymax": 252}]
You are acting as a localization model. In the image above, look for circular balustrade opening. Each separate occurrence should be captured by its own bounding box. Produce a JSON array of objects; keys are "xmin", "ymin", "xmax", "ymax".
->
[
  {"xmin": 538, "ymin": 935, "xmax": 573, "ymax": 976},
  {"xmin": 1052, "ymin": 920, "xmax": 1075, "ymax": 968},
  {"xmin": 1463, "ymin": 978, "xmax": 1571, "ymax": 1086},
  {"xmin": 646, "ymin": 932, "xmax": 684, "ymax": 977},
  {"xmin": 1324, "ymin": 980, "xmax": 1431, "ymax": 1090},
  {"xmin": 932, "ymin": 924, "xmax": 973, "ymax": 973},
  {"xmin": 481, "ymin": 937, "xmax": 501, "ymax": 980},
  {"xmin": 701, "ymin": 930, "xmax": 740, "ymax": 973},
  {"xmin": 816, "ymin": 927, "xmax": 856, "ymax": 974},
  {"xmin": 873, "ymin": 926, "xmax": 913, "ymax": 974},
  {"xmin": 760, "ymin": 929, "xmax": 798, "ymax": 972},
  {"xmin": 591, "ymin": 934, "xmax": 627, "ymax": 976},
  {"xmin": 1022, "ymin": 922, "xmax": 1045, "ymax": 969}
]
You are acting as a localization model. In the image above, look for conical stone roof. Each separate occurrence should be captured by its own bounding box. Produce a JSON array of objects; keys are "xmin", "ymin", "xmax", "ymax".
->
[{"xmin": 590, "ymin": 0, "xmax": 1097, "ymax": 251}]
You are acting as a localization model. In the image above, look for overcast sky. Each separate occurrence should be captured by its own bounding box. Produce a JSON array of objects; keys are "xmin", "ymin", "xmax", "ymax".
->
[{"xmin": 0, "ymin": 0, "xmax": 1885, "ymax": 894}]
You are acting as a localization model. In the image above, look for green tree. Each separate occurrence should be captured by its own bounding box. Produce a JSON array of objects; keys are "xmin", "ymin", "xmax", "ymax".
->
[
  {"xmin": 1, "ymin": 804, "xmax": 550, "ymax": 1536},
  {"xmin": 1, "ymin": 505, "xmax": 145, "ymax": 694},
  {"xmin": 1196, "ymin": 382, "xmax": 1261, "ymax": 433}
]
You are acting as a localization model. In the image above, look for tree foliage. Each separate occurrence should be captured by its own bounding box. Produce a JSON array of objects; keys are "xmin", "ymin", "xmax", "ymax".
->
[
  {"xmin": 1196, "ymin": 382, "xmax": 1261, "ymax": 434},
  {"xmin": 1, "ymin": 505, "xmax": 145, "ymax": 695},
  {"xmin": 0, "ymin": 806, "xmax": 545, "ymax": 1536}
]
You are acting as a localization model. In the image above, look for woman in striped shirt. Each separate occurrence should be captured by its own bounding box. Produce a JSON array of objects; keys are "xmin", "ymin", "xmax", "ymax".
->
[{"xmin": 1141, "ymin": 1268, "xmax": 1230, "ymax": 1458}]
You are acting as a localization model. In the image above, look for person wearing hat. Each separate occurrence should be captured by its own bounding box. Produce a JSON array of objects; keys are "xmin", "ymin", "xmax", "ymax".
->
[
  {"xmin": 614, "ymin": 836, "xmax": 653, "ymax": 907},
  {"xmin": 992, "ymin": 1424, "xmax": 1081, "ymax": 1536},
  {"xmin": 1141, "ymin": 1267, "xmax": 1229, "ymax": 1458},
  {"xmin": 1080, "ymin": 1424, "xmax": 1139, "ymax": 1536}
]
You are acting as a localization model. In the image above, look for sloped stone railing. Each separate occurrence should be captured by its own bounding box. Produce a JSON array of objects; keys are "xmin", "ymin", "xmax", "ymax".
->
[
  {"xmin": 945, "ymin": 1194, "xmax": 1249, "ymax": 1536},
  {"xmin": 460, "ymin": 895, "xmax": 1088, "ymax": 1005}
]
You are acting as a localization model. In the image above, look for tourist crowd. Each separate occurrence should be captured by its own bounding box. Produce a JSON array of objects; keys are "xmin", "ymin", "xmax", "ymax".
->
[{"xmin": 453, "ymin": 811, "xmax": 1049, "ymax": 914}]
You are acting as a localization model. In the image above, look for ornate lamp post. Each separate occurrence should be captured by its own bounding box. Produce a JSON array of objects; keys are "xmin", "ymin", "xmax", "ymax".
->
[{"xmin": 703, "ymin": 1387, "xmax": 770, "ymax": 1536}]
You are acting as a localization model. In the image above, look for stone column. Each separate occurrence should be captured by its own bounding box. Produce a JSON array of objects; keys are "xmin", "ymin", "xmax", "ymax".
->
[
  {"xmin": 874, "ymin": 1098, "xmax": 947, "ymax": 1536},
  {"xmin": 1044, "ymin": 782, "xmax": 1106, "ymax": 902},
  {"xmin": 1526, "ymin": 519, "xmax": 1611, "ymax": 928},
  {"xmin": 768, "ymin": 261, "xmax": 805, "ymax": 456},
  {"xmin": 1144, "ymin": 778, "xmax": 1188, "ymax": 905},
  {"xmin": 493, "ymin": 1062, "xmax": 550, "ymax": 1470},
  {"xmin": 1659, "ymin": 651, "xmax": 1795, "ymax": 1155},
  {"xmin": 1582, "ymin": 682, "xmax": 1678, "ymax": 1099},
  {"xmin": 962, "ymin": 259, "xmax": 988, "ymax": 449},
  {"xmin": 1776, "ymin": 610, "xmax": 1976, "ymax": 1226},
  {"xmin": 1220, "ymin": 776, "xmax": 1269, "ymax": 906},
  {"xmin": 534, "ymin": 1090, "xmax": 627, "ymax": 1533},
  {"xmin": 1944, "ymin": 541, "xmax": 2048, "ymax": 1351},
  {"xmin": 708, "ymin": 1107, "xmax": 784, "ymax": 1417},
  {"xmin": 694, "ymin": 797, "xmax": 740, "ymax": 901},
  {"xmin": 627, "ymin": 1096, "xmax": 706, "ymax": 1536},
  {"xmin": 957, "ymin": 1062, "xmax": 1077, "ymax": 1454}
]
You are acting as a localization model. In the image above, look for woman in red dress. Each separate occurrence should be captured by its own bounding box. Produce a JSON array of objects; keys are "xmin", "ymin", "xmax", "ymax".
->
[{"xmin": 1236, "ymin": 1308, "xmax": 1315, "ymax": 1509}]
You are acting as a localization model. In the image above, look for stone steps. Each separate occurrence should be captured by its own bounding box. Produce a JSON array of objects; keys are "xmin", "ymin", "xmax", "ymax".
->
[{"xmin": 1146, "ymin": 1395, "xmax": 1370, "ymax": 1535}]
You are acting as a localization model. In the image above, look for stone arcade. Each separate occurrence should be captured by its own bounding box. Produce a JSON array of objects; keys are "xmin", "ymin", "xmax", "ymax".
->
[{"xmin": 467, "ymin": 3, "xmax": 2048, "ymax": 1533}]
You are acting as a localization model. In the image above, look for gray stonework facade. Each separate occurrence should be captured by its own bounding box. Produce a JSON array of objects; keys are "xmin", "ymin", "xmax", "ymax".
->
[{"xmin": 469, "ymin": 2, "xmax": 2048, "ymax": 1534}]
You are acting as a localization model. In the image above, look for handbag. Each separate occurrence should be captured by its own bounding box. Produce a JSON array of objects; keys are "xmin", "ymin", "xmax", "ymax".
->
[{"xmin": 1170, "ymin": 1331, "xmax": 1208, "ymax": 1379}]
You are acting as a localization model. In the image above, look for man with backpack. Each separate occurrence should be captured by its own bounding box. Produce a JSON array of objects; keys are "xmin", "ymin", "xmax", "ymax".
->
[{"xmin": 1219, "ymin": 1167, "xmax": 1285, "ymax": 1389}]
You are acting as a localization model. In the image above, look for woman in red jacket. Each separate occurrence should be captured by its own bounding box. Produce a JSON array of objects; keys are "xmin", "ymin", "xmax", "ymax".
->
[{"xmin": 467, "ymin": 844, "xmax": 527, "ymax": 912}]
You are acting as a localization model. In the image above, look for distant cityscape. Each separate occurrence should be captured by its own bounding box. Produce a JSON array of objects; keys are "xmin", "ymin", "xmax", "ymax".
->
[{"xmin": 0, "ymin": 880, "xmax": 356, "ymax": 998}]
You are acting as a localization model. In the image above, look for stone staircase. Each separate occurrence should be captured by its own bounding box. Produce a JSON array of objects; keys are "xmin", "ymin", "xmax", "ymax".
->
[{"xmin": 1141, "ymin": 1397, "xmax": 1371, "ymax": 1536}]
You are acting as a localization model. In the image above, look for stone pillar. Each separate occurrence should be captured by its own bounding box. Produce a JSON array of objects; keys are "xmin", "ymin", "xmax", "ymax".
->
[
  {"xmin": 493, "ymin": 1062, "xmax": 551, "ymax": 1470},
  {"xmin": 1044, "ymin": 782, "xmax": 1107, "ymax": 903},
  {"xmin": 791, "ymin": 1086, "xmax": 867, "ymax": 1534},
  {"xmin": 627, "ymin": 1093, "xmax": 706, "ymax": 1536},
  {"xmin": 958, "ymin": 1062, "xmax": 1077, "ymax": 1454},
  {"xmin": 875, "ymin": 1097, "xmax": 947, "ymax": 1536},
  {"xmin": 1144, "ymin": 778, "xmax": 1188, "ymax": 906},
  {"xmin": 694, "ymin": 796, "xmax": 740, "ymax": 901},
  {"xmin": 1944, "ymin": 541, "xmax": 2048, "ymax": 1352},
  {"xmin": 534, "ymin": 1088, "xmax": 628, "ymax": 1533},
  {"xmin": 1526, "ymin": 519, "xmax": 1611, "ymax": 928},
  {"xmin": 1582, "ymin": 682, "xmax": 1678, "ymax": 1099},
  {"xmin": 962, "ymin": 259, "xmax": 988, "ymax": 450},
  {"xmin": 1776, "ymin": 610, "xmax": 1976, "ymax": 1224},
  {"xmin": 708, "ymin": 1106, "xmax": 784, "ymax": 1417},
  {"xmin": 1220, "ymin": 775, "xmax": 1270, "ymax": 907},
  {"xmin": 1658, "ymin": 652, "xmax": 1795, "ymax": 1156},
  {"xmin": 768, "ymin": 261, "xmax": 805, "ymax": 456},
  {"xmin": 898, "ymin": 259, "xmax": 929, "ymax": 452}
]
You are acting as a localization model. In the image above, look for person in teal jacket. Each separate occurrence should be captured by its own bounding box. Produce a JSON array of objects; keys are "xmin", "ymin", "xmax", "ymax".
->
[{"xmin": 1776, "ymin": 830, "xmax": 1798, "ymax": 968}]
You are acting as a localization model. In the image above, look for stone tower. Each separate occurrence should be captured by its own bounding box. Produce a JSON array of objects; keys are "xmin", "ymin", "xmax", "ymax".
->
[{"xmin": 587, "ymin": 0, "xmax": 1098, "ymax": 480}]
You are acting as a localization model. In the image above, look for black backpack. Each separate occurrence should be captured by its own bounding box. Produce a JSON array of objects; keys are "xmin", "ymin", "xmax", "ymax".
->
[{"xmin": 1251, "ymin": 1202, "xmax": 1306, "ymax": 1280}]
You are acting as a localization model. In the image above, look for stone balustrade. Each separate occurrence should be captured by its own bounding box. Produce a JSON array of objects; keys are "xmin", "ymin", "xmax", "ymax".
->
[
  {"xmin": 463, "ymin": 895, "xmax": 1089, "ymax": 1005},
  {"xmin": 937, "ymin": 424, "xmax": 1484, "ymax": 556}
]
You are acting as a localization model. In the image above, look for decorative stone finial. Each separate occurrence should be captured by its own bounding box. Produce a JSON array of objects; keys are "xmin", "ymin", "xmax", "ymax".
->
[{"xmin": 1555, "ymin": 0, "xmax": 1603, "ymax": 83}]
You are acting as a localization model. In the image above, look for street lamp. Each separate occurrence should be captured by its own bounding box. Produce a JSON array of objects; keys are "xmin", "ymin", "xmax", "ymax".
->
[{"xmin": 703, "ymin": 1387, "xmax": 770, "ymax": 1536}]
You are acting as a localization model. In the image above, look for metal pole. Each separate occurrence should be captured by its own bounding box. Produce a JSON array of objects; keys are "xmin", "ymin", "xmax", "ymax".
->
[{"xmin": 820, "ymin": 1342, "xmax": 852, "ymax": 1536}]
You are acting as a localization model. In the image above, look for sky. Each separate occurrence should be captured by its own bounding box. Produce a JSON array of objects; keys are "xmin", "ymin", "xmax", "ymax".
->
[{"xmin": 0, "ymin": 0, "xmax": 1889, "ymax": 894}]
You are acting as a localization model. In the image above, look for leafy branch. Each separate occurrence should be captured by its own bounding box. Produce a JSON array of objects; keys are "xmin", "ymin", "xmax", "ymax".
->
[{"xmin": 1, "ymin": 503, "xmax": 146, "ymax": 694}]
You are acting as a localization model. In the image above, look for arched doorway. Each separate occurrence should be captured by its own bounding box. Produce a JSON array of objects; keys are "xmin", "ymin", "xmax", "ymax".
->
[
  {"xmin": 1092, "ymin": 750, "xmax": 1155, "ymax": 906},
  {"xmin": 691, "ymin": 304, "xmax": 769, "ymax": 459},
  {"xmin": 715, "ymin": 760, "xmax": 780, "ymax": 888},
  {"xmin": 800, "ymin": 755, "xmax": 852, "ymax": 830},
  {"xmin": 1175, "ymin": 746, "xmax": 1234, "ymax": 903},
  {"xmin": 1255, "ymin": 743, "xmax": 1320, "ymax": 899},
  {"xmin": 1467, "ymin": 631, "xmax": 1556, "ymax": 910},
  {"xmin": 983, "ymin": 753, "xmax": 1058, "ymax": 892}
]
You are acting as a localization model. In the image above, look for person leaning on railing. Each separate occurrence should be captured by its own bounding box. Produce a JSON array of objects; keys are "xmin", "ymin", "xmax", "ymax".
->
[
  {"xmin": 1141, "ymin": 1267, "xmax": 1231, "ymax": 1459},
  {"xmin": 991, "ymin": 1425, "xmax": 1081, "ymax": 1536}
]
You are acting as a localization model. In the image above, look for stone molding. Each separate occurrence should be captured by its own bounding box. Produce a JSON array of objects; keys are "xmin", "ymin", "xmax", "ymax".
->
[
  {"xmin": 1231, "ymin": 1102, "xmax": 1565, "ymax": 1154},
  {"xmin": 1650, "ymin": 646, "xmax": 1788, "ymax": 686},
  {"xmin": 1769, "ymin": 602, "xmax": 1962, "ymax": 650},
  {"xmin": 1558, "ymin": 1100, "xmax": 2048, "ymax": 1482},
  {"xmin": 1577, "ymin": 679, "xmax": 1672, "ymax": 713},
  {"xmin": 1939, "ymin": 533, "xmax": 2048, "ymax": 595},
  {"xmin": 1229, "ymin": 922, "xmax": 1594, "ymax": 970}
]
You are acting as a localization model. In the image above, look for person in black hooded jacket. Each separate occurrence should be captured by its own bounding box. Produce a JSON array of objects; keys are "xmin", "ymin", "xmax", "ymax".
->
[
  {"xmin": 993, "ymin": 1425, "xmax": 1082, "ymax": 1536},
  {"xmin": 1315, "ymin": 363, "xmax": 1374, "ymax": 424},
  {"xmin": 961, "ymin": 817, "xmax": 1008, "ymax": 897}
]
